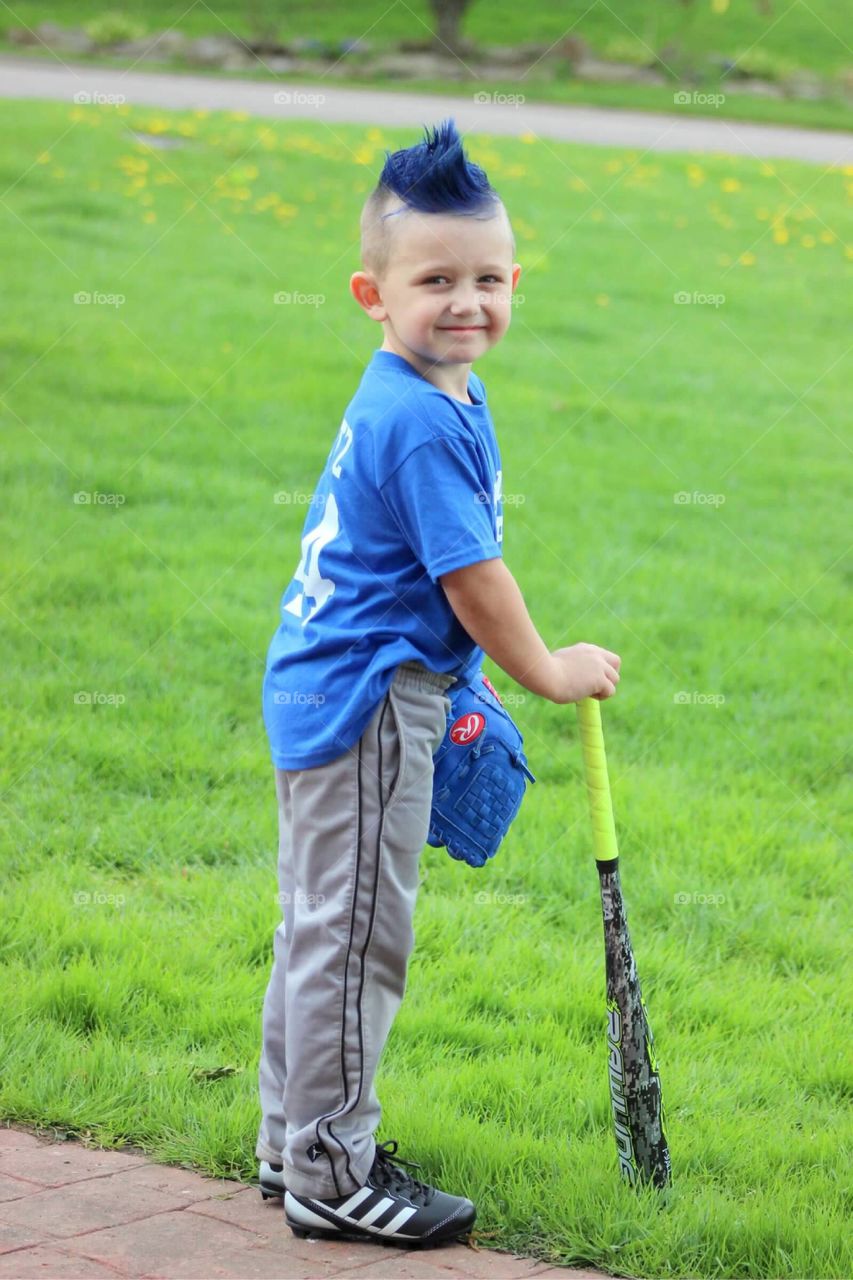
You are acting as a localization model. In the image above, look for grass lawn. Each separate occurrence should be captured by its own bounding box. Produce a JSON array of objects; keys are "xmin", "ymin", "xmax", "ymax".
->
[
  {"xmin": 3, "ymin": 0, "xmax": 853, "ymax": 132},
  {"xmin": 1, "ymin": 101, "xmax": 851, "ymax": 1278}
]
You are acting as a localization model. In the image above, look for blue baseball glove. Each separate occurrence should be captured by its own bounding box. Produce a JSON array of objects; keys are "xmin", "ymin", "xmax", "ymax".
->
[{"xmin": 427, "ymin": 669, "xmax": 535, "ymax": 868}]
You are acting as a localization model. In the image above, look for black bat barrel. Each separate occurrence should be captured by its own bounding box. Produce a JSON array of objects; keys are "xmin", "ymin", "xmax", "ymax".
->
[{"xmin": 598, "ymin": 858, "xmax": 671, "ymax": 1190}]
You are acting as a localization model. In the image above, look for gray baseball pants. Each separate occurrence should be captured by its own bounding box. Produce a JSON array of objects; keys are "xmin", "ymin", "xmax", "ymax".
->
[{"xmin": 255, "ymin": 660, "xmax": 454, "ymax": 1199}]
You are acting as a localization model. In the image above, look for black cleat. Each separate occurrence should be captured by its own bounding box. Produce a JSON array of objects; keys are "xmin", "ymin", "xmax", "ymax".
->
[{"xmin": 284, "ymin": 1139, "xmax": 476, "ymax": 1248}]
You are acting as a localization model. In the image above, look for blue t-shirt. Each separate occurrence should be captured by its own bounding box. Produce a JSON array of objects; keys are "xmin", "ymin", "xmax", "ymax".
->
[{"xmin": 262, "ymin": 348, "xmax": 504, "ymax": 769}]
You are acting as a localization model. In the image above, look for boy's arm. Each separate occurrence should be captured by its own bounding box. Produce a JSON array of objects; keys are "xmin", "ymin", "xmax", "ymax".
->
[{"xmin": 440, "ymin": 557, "xmax": 621, "ymax": 704}]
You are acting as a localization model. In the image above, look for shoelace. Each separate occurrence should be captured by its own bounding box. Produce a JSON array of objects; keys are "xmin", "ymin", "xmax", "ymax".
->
[{"xmin": 371, "ymin": 1139, "xmax": 436, "ymax": 1205}]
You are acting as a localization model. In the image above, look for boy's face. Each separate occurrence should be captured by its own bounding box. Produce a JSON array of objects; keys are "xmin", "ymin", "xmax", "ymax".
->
[{"xmin": 351, "ymin": 207, "xmax": 521, "ymax": 371}]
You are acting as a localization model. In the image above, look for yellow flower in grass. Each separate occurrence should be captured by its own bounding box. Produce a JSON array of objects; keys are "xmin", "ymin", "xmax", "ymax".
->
[
  {"xmin": 154, "ymin": 172, "xmax": 178, "ymax": 185},
  {"xmin": 255, "ymin": 193, "xmax": 281, "ymax": 212},
  {"xmin": 738, "ymin": 251, "xmax": 756, "ymax": 266},
  {"xmin": 274, "ymin": 204, "xmax": 299, "ymax": 220},
  {"xmin": 144, "ymin": 118, "xmax": 171, "ymax": 135},
  {"xmin": 177, "ymin": 121, "xmax": 197, "ymax": 137},
  {"xmin": 604, "ymin": 158, "xmax": 622, "ymax": 174},
  {"xmin": 845, "ymin": 246, "xmax": 853, "ymax": 259},
  {"xmin": 721, "ymin": 177, "xmax": 741, "ymax": 193},
  {"xmin": 119, "ymin": 156, "xmax": 148, "ymax": 175},
  {"xmin": 820, "ymin": 229, "xmax": 835, "ymax": 243},
  {"xmin": 194, "ymin": 110, "xmax": 209, "ymax": 119},
  {"xmin": 686, "ymin": 163, "xmax": 706, "ymax": 186},
  {"xmin": 143, "ymin": 211, "xmax": 156, "ymax": 223},
  {"xmin": 36, "ymin": 151, "xmax": 51, "ymax": 164},
  {"xmin": 228, "ymin": 111, "xmax": 249, "ymax": 122},
  {"xmin": 569, "ymin": 177, "xmax": 589, "ymax": 192},
  {"xmin": 755, "ymin": 207, "xmax": 770, "ymax": 221},
  {"xmin": 353, "ymin": 144, "xmax": 375, "ymax": 166},
  {"xmin": 504, "ymin": 165, "xmax": 528, "ymax": 179},
  {"xmin": 596, "ymin": 294, "xmax": 610, "ymax": 307},
  {"xmin": 520, "ymin": 132, "xmax": 537, "ymax": 144},
  {"xmin": 589, "ymin": 208, "xmax": 605, "ymax": 222},
  {"xmin": 773, "ymin": 227, "xmax": 789, "ymax": 245}
]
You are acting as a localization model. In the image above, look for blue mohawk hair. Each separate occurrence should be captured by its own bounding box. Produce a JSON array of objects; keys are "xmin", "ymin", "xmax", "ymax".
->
[
  {"xmin": 377, "ymin": 118, "xmax": 498, "ymax": 219},
  {"xmin": 359, "ymin": 119, "xmax": 511, "ymax": 276}
]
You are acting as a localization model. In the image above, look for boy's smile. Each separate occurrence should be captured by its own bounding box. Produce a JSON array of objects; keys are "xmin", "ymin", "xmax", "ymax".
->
[{"xmin": 351, "ymin": 208, "xmax": 521, "ymax": 404}]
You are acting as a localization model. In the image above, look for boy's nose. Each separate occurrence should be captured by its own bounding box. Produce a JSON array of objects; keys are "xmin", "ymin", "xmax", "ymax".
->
[{"xmin": 448, "ymin": 289, "xmax": 483, "ymax": 316}]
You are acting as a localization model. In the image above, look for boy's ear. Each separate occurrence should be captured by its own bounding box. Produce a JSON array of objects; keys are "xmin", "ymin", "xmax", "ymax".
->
[
  {"xmin": 350, "ymin": 271, "xmax": 387, "ymax": 320},
  {"xmin": 511, "ymin": 263, "xmax": 522, "ymax": 290}
]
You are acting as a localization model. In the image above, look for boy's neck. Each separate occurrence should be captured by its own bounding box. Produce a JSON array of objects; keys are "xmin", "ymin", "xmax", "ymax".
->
[{"xmin": 380, "ymin": 338, "xmax": 473, "ymax": 405}]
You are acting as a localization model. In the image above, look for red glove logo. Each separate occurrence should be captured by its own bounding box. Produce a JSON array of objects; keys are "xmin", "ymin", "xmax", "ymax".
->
[{"xmin": 449, "ymin": 712, "xmax": 486, "ymax": 745}]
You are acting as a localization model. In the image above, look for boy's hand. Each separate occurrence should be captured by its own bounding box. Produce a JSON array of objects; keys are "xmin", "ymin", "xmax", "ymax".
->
[{"xmin": 543, "ymin": 643, "xmax": 621, "ymax": 704}]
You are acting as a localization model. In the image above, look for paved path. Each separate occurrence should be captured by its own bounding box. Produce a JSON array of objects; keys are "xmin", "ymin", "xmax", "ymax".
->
[
  {"xmin": 0, "ymin": 1126, "xmax": 607, "ymax": 1280},
  {"xmin": 1, "ymin": 54, "xmax": 851, "ymax": 165}
]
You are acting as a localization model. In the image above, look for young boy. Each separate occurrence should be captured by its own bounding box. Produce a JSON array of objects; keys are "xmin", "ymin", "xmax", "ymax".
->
[{"xmin": 256, "ymin": 119, "xmax": 621, "ymax": 1248}]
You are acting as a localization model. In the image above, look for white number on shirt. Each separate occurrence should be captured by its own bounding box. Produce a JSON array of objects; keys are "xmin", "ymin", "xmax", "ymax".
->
[{"xmin": 283, "ymin": 492, "xmax": 339, "ymax": 626}]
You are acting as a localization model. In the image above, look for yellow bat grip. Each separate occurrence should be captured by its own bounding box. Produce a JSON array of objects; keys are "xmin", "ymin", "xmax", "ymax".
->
[{"xmin": 576, "ymin": 697, "xmax": 620, "ymax": 864}]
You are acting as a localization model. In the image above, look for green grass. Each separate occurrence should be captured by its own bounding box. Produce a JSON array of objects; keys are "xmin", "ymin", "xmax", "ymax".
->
[
  {"xmin": 4, "ymin": 0, "xmax": 853, "ymax": 75},
  {"xmin": 1, "ymin": 100, "xmax": 851, "ymax": 1279},
  {"xmin": 3, "ymin": 0, "xmax": 853, "ymax": 132}
]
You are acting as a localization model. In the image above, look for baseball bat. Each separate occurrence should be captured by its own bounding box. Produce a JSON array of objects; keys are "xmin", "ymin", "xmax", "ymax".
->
[{"xmin": 576, "ymin": 697, "xmax": 671, "ymax": 1190}]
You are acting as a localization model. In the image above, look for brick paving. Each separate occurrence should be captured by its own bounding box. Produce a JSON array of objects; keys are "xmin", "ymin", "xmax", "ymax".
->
[{"xmin": 0, "ymin": 1126, "xmax": 608, "ymax": 1280}]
